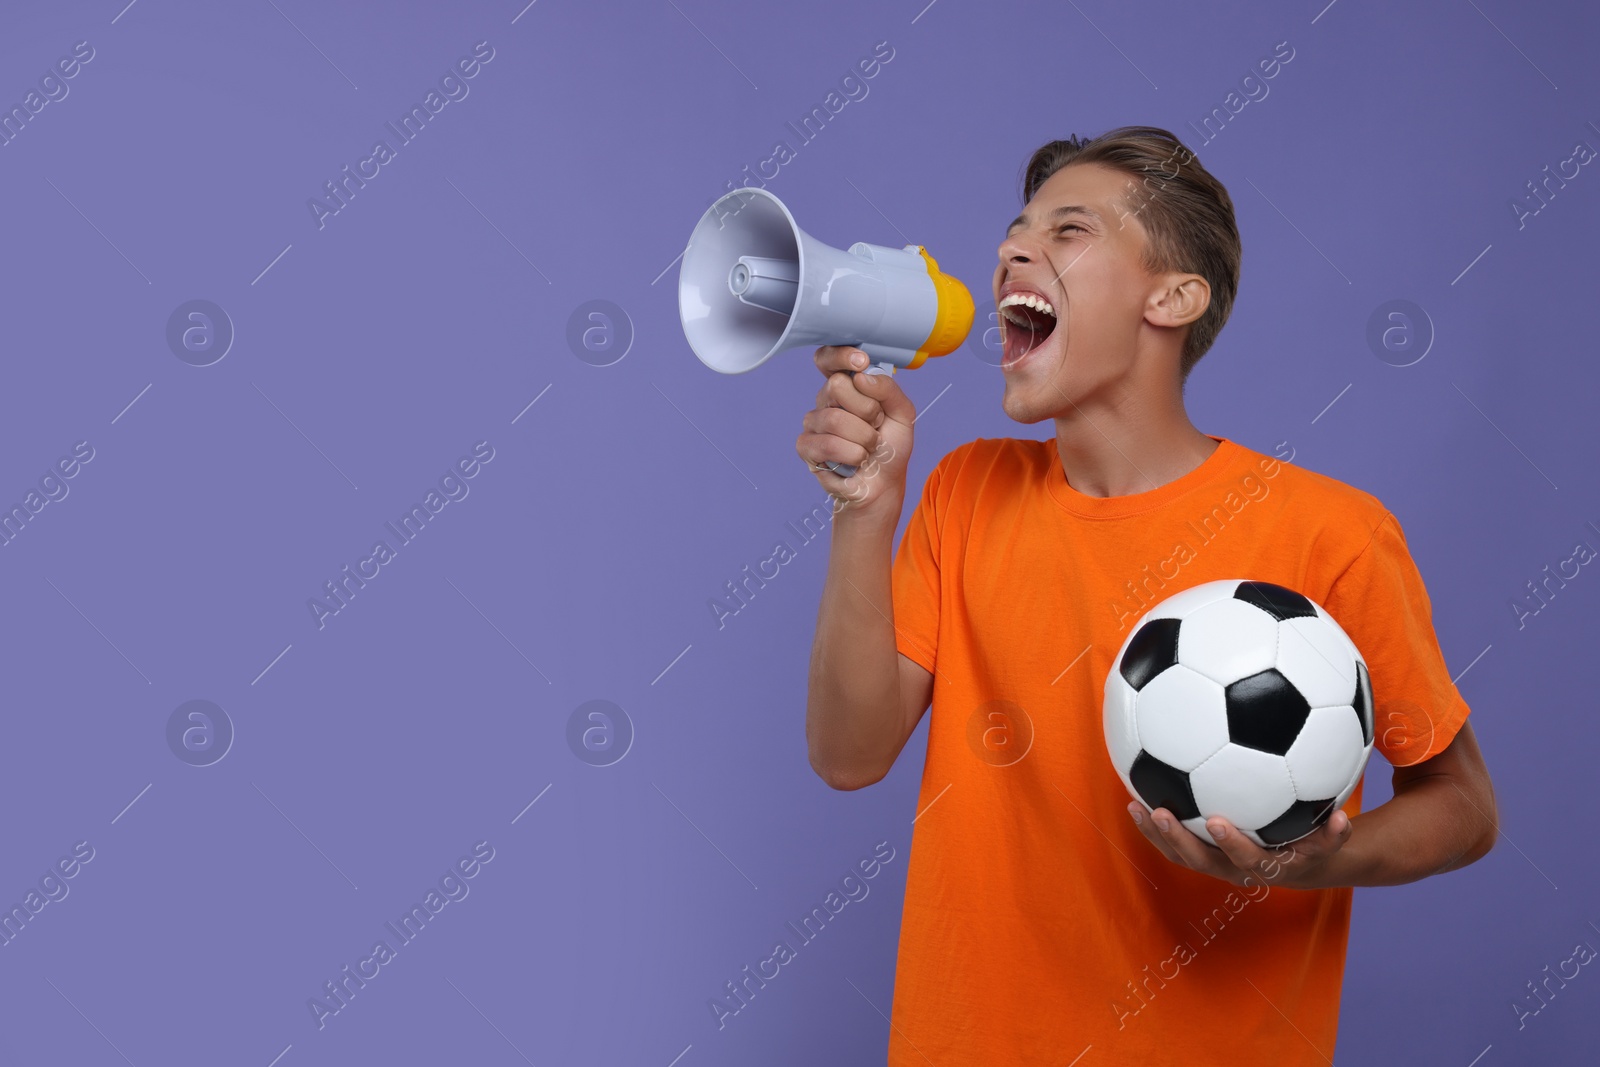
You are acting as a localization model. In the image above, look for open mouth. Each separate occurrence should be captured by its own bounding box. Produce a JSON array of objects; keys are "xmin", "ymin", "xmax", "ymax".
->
[{"xmin": 998, "ymin": 292, "xmax": 1059, "ymax": 369}]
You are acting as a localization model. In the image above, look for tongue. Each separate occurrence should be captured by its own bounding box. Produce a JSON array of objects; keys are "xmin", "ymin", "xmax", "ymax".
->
[
  {"xmin": 1004, "ymin": 310, "xmax": 1055, "ymax": 364},
  {"xmin": 1016, "ymin": 310, "xmax": 1055, "ymax": 352}
]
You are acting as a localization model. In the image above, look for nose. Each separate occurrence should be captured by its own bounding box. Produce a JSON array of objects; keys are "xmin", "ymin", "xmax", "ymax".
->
[{"xmin": 998, "ymin": 228, "xmax": 1040, "ymax": 267}]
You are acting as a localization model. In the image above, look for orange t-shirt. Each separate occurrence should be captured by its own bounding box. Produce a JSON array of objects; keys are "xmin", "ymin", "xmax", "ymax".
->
[{"xmin": 887, "ymin": 433, "xmax": 1471, "ymax": 1065}]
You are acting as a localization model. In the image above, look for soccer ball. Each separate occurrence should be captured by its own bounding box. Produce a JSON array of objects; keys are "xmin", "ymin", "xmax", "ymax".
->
[{"xmin": 1103, "ymin": 579, "xmax": 1375, "ymax": 848}]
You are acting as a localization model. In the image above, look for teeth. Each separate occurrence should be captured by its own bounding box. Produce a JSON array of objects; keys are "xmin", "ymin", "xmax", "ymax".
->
[{"xmin": 998, "ymin": 292, "xmax": 1056, "ymax": 325}]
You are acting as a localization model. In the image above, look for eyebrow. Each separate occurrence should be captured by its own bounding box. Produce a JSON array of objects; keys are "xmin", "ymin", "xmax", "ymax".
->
[{"xmin": 1006, "ymin": 204, "xmax": 1103, "ymax": 236}]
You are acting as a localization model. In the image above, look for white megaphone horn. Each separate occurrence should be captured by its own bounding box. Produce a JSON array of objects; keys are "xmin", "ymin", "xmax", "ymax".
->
[{"xmin": 678, "ymin": 187, "xmax": 975, "ymax": 477}]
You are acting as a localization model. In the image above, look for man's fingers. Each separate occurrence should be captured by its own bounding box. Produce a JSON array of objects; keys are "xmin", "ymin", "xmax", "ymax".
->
[
  {"xmin": 1129, "ymin": 804, "xmax": 1187, "ymax": 866},
  {"xmin": 798, "ymin": 432, "xmax": 867, "ymax": 474},
  {"xmin": 814, "ymin": 344, "xmax": 870, "ymax": 377},
  {"xmin": 815, "ymin": 370, "xmax": 882, "ymax": 424},
  {"xmin": 810, "ymin": 347, "xmax": 917, "ymax": 429},
  {"xmin": 802, "ymin": 406, "xmax": 879, "ymax": 459},
  {"xmin": 1206, "ymin": 813, "xmax": 1343, "ymax": 882},
  {"xmin": 797, "ymin": 433, "xmax": 874, "ymax": 474},
  {"xmin": 1152, "ymin": 808, "xmax": 1233, "ymax": 872},
  {"xmin": 1204, "ymin": 816, "xmax": 1276, "ymax": 873},
  {"xmin": 1327, "ymin": 809, "xmax": 1352, "ymax": 838},
  {"xmin": 1302, "ymin": 809, "xmax": 1353, "ymax": 855},
  {"xmin": 859, "ymin": 369, "xmax": 918, "ymax": 427},
  {"xmin": 1131, "ymin": 803, "xmax": 1347, "ymax": 887},
  {"xmin": 1136, "ymin": 807, "xmax": 1257, "ymax": 882}
]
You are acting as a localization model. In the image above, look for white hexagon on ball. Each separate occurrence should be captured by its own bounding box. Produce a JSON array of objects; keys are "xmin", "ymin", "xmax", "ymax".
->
[
  {"xmin": 1133, "ymin": 665, "xmax": 1230, "ymax": 772},
  {"xmin": 1275, "ymin": 616, "xmax": 1358, "ymax": 710},
  {"xmin": 1142, "ymin": 579, "xmax": 1237, "ymax": 622},
  {"xmin": 1284, "ymin": 705, "xmax": 1367, "ymax": 799},
  {"xmin": 1177, "ymin": 598, "xmax": 1281, "ymax": 685},
  {"xmin": 1102, "ymin": 674, "xmax": 1142, "ymax": 778},
  {"xmin": 1189, "ymin": 744, "xmax": 1297, "ymax": 831},
  {"xmin": 1334, "ymin": 748, "xmax": 1372, "ymax": 809}
]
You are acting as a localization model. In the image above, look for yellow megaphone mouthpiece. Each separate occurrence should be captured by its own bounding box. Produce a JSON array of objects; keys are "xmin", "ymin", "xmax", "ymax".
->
[{"xmin": 907, "ymin": 247, "xmax": 975, "ymax": 369}]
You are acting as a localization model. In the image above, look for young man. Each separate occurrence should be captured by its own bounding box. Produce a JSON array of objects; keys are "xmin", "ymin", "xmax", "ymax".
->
[{"xmin": 796, "ymin": 126, "xmax": 1498, "ymax": 1065}]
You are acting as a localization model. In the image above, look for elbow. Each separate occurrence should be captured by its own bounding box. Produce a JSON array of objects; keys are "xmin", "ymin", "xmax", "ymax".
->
[
  {"xmin": 809, "ymin": 752, "xmax": 887, "ymax": 792},
  {"xmin": 1473, "ymin": 792, "xmax": 1500, "ymax": 863},
  {"xmin": 1461, "ymin": 827, "xmax": 1496, "ymax": 868},
  {"xmin": 1460, "ymin": 781, "xmax": 1500, "ymax": 867}
]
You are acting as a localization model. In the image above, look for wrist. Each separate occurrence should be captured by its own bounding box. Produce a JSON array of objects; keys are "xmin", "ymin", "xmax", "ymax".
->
[{"xmin": 830, "ymin": 490, "xmax": 904, "ymax": 533}]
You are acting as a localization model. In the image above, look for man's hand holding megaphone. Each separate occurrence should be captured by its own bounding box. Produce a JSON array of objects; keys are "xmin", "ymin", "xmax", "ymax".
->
[{"xmin": 798, "ymin": 344, "xmax": 919, "ymax": 515}]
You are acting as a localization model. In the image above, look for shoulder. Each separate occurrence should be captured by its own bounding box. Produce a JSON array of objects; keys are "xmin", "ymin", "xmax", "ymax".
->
[
  {"xmin": 1229, "ymin": 439, "xmax": 1393, "ymax": 548},
  {"xmin": 907, "ymin": 437, "xmax": 1045, "ymax": 517},
  {"xmin": 927, "ymin": 436, "xmax": 1050, "ymax": 482}
]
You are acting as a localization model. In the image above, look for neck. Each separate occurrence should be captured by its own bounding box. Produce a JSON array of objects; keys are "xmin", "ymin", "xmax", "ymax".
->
[{"xmin": 1051, "ymin": 377, "xmax": 1215, "ymax": 499}]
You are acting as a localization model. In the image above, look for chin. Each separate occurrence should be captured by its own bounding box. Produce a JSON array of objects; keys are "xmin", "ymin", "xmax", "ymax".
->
[{"xmin": 1000, "ymin": 387, "xmax": 1053, "ymax": 426}]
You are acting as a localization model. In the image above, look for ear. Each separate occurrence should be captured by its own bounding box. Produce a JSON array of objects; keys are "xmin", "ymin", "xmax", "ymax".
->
[{"xmin": 1145, "ymin": 273, "xmax": 1210, "ymax": 330}]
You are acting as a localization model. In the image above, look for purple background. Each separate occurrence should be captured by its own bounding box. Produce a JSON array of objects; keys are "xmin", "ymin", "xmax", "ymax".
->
[{"xmin": 0, "ymin": 0, "xmax": 1595, "ymax": 1063}]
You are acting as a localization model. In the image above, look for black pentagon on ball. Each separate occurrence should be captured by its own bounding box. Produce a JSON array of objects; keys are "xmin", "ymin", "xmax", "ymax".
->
[
  {"xmin": 1256, "ymin": 797, "xmax": 1338, "ymax": 846},
  {"xmin": 1353, "ymin": 660, "xmax": 1374, "ymax": 746},
  {"xmin": 1128, "ymin": 751, "xmax": 1200, "ymax": 820},
  {"xmin": 1224, "ymin": 668, "xmax": 1311, "ymax": 755},
  {"xmin": 1233, "ymin": 581, "xmax": 1317, "ymax": 622},
  {"xmin": 1120, "ymin": 617, "xmax": 1181, "ymax": 692}
]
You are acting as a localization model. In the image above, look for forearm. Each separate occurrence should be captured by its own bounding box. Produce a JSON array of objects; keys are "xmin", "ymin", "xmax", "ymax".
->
[
  {"xmin": 805, "ymin": 500, "xmax": 906, "ymax": 789},
  {"xmin": 1310, "ymin": 772, "xmax": 1496, "ymax": 888}
]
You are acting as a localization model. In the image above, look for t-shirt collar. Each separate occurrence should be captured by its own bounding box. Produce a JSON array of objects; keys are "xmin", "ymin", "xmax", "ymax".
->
[{"xmin": 1045, "ymin": 434, "xmax": 1241, "ymax": 519}]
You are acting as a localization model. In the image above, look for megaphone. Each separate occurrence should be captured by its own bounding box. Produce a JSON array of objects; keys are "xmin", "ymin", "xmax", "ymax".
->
[{"xmin": 678, "ymin": 187, "xmax": 975, "ymax": 477}]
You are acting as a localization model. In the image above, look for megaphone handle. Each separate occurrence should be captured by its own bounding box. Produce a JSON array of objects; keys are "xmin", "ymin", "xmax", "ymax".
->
[{"xmin": 821, "ymin": 361, "xmax": 896, "ymax": 478}]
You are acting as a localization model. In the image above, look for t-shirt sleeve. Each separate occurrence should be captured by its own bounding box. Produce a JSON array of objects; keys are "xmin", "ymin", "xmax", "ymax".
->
[
  {"xmin": 1322, "ymin": 510, "xmax": 1472, "ymax": 767},
  {"xmin": 891, "ymin": 454, "xmax": 946, "ymax": 676}
]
